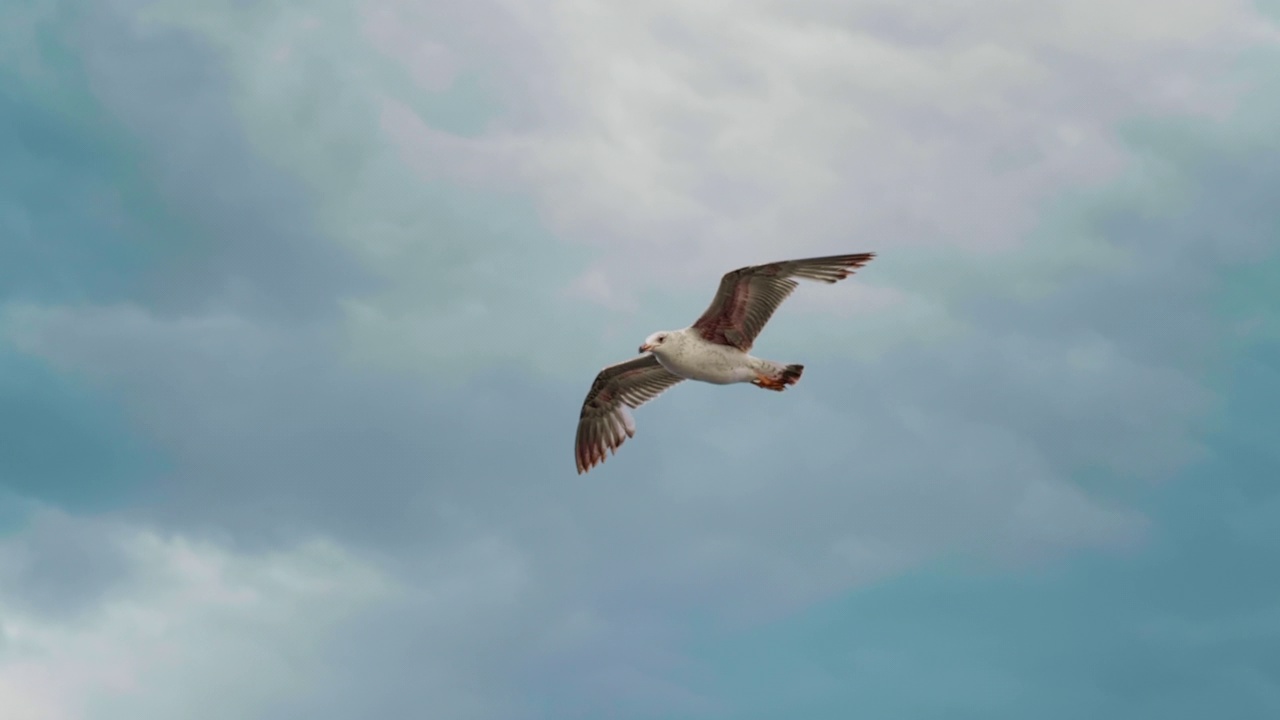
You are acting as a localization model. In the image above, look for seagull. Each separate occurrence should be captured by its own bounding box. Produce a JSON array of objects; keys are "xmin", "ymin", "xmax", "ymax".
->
[{"xmin": 574, "ymin": 252, "xmax": 875, "ymax": 474}]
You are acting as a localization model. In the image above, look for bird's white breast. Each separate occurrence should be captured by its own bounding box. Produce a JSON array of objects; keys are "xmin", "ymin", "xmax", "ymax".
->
[{"xmin": 653, "ymin": 330, "xmax": 754, "ymax": 384}]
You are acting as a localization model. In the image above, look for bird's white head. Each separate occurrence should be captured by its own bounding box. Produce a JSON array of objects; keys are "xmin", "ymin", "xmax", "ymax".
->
[{"xmin": 639, "ymin": 331, "xmax": 674, "ymax": 355}]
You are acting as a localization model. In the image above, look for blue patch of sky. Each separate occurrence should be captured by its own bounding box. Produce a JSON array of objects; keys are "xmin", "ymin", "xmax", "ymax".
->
[
  {"xmin": 0, "ymin": 53, "xmax": 177, "ymax": 307},
  {"xmin": 0, "ymin": 19, "xmax": 176, "ymax": 517},
  {"xmin": 0, "ymin": 345, "xmax": 166, "ymax": 518}
]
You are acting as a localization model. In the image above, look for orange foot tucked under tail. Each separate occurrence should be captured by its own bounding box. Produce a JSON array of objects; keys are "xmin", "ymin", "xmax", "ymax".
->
[{"xmin": 752, "ymin": 364, "xmax": 804, "ymax": 391}]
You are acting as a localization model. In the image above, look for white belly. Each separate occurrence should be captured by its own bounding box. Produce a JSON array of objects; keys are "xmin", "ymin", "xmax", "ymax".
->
[{"xmin": 655, "ymin": 341, "xmax": 754, "ymax": 384}]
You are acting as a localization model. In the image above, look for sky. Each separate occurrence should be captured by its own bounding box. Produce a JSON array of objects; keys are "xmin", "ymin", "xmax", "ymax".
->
[{"xmin": 1, "ymin": 0, "xmax": 1279, "ymax": 718}]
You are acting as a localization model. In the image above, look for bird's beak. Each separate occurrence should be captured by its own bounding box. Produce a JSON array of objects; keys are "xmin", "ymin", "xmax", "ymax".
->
[{"xmin": 638, "ymin": 343, "xmax": 653, "ymax": 354}]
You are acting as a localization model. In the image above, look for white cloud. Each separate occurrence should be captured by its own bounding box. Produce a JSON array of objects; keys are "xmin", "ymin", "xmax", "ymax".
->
[
  {"xmin": 0, "ymin": 511, "xmax": 394, "ymax": 720},
  {"xmin": 102, "ymin": 0, "xmax": 1276, "ymax": 367},
  {"xmin": 367, "ymin": 0, "xmax": 1273, "ymax": 301}
]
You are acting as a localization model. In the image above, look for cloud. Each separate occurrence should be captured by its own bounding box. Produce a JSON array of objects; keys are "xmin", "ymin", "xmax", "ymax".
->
[
  {"xmin": 0, "ymin": 511, "xmax": 394, "ymax": 720},
  {"xmin": 0, "ymin": 344, "xmax": 161, "ymax": 512},
  {"xmin": 675, "ymin": 330, "xmax": 1280, "ymax": 717},
  {"xmin": 1, "ymin": 0, "xmax": 376, "ymax": 319},
  {"xmin": 2, "ymin": 0, "xmax": 1279, "ymax": 718},
  {"xmin": 368, "ymin": 0, "xmax": 1273, "ymax": 304}
]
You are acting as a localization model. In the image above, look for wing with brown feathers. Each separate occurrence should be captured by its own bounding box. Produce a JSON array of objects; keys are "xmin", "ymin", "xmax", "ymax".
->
[
  {"xmin": 575, "ymin": 354, "xmax": 685, "ymax": 474},
  {"xmin": 690, "ymin": 252, "xmax": 875, "ymax": 350}
]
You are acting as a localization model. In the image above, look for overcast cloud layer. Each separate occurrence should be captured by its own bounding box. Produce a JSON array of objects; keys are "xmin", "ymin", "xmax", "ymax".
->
[{"xmin": 2, "ymin": 1, "xmax": 1279, "ymax": 718}]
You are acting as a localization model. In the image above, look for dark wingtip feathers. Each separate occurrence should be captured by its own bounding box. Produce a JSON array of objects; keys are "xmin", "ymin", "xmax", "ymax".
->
[
  {"xmin": 790, "ymin": 252, "xmax": 876, "ymax": 283},
  {"xmin": 781, "ymin": 364, "xmax": 804, "ymax": 385},
  {"xmin": 822, "ymin": 252, "xmax": 876, "ymax": 282}
]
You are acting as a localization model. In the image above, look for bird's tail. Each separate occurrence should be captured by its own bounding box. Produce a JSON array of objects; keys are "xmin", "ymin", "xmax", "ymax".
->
[
  {"xmin": 751, "ymin": 361, "xmax": 804, "ymax": 391},
  {"xmin": 780, "ymin": 364, "xmax": 804, "ymax": 385}
]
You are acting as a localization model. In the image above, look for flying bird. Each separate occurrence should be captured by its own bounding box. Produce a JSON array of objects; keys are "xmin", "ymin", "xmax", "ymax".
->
[{"xmin": 575, "ymin": 252, "xmax": 875, "ymax": 474}]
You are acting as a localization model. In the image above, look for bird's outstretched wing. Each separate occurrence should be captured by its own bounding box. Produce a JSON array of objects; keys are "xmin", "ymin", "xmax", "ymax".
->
[
  {"xmin": 690, "ymin": 252, "xmax": 875, "ymax": 351},
  {"xmin": 575, "ymin": 354, "xmax": 685, "ymax": 474}
]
